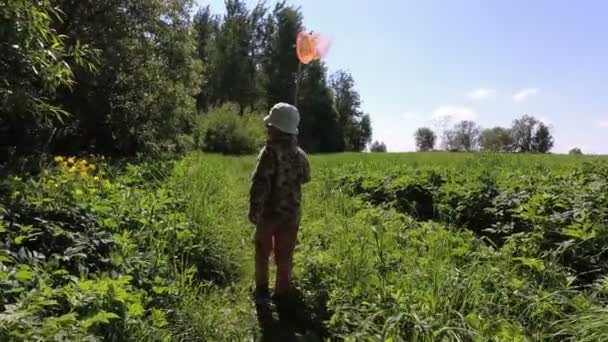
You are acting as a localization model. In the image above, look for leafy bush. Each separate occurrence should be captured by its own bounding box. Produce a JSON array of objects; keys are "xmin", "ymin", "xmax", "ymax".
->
[
  {"xmin": 296, "ymin": 153, "xmax": 608, "ymax": 340},
  {"xmin": 0, "ymin": 155, "xmax": 240, "ymax": 340},
  {"xmin": 369, "ymin": 141, "xmax": 387, "ymax": 152},
  {"xmin": 194, "ymin": 104, "xmax": 265, "ymax": 155},
  {"xmin": 336, "ymin": 156, "xmax": 608, "ymax": 286}
]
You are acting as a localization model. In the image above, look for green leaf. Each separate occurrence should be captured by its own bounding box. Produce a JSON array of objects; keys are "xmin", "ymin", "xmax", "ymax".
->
[
  {"xmin": 510, "ymin": 277, "xmax": 526, "ymax": 289},
  {"xmin": 152, "ymin": 308, "xmax": 168, "ymax": 328},
  {"xmin": 14, "ymin": 235, "xmax": 27, "ymax": 245},
  {"xmin": 513, "ymin": 257, "xmax": 545, "ymax": 272},
  {"xmin": 466, "ymin": 312, "xmax": 481, "ymax": 329},
  {"xmin": 152, "ymin": 285, "xmax": 169, "ymax": 294},
  {"xmin": 562, "ymin": 223, "xmax": 597, "ymax": 241},
  {"xmin": 15, "ymin": 265, "xmax": 33, "ymax": 282},
  {"xmin": 128, "ymin": 302, "xmax": 145, "ymax": 317},
  {"xmin": 81, "ymin": 310, "xmax": 120, "ymax": 329},
  {"xmin": 0, "ymin": 254, "xmax": 12, "ymax": 264}
]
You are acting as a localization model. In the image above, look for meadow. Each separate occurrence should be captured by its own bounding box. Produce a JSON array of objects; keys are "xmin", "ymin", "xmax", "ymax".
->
[{"xmin": 2, "ymin": 152, "xmax": 608, "ymax": 341}]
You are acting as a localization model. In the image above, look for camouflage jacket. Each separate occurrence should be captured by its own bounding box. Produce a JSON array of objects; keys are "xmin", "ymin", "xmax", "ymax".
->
[{"xmin": 249, "ymin": 134, "xmax": 311, "ymax": 226}]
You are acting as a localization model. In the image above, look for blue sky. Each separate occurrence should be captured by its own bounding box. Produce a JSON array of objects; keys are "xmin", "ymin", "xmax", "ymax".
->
[{"xmin": 197, "ymin": 0, "xmax": 608, "ymax": 154}]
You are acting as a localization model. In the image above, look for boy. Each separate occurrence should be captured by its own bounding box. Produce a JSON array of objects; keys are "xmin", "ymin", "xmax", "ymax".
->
[{"xmin": 249, "ymin": 102, "xmax": 311, "ymax": 317}]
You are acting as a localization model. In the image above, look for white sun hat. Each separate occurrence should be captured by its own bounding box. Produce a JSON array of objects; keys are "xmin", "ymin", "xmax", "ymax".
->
[{"xmin": 264, "ymin": 102, "xmax": 300, "ymax": 135}]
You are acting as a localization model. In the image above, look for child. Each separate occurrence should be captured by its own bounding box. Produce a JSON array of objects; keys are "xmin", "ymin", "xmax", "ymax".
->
[{"xmin": 249, "ymin": 102, "xmax": 311, "ymax": 315}]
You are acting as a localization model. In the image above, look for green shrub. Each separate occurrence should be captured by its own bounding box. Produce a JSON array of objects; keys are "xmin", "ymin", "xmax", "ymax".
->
[
  {"xmin": 0, "ymin": 155, "xmax": 241, "ymax": 340},
  {"xmin": 194, "ymin": 104, "xmax": 265, "ymax": 155}
]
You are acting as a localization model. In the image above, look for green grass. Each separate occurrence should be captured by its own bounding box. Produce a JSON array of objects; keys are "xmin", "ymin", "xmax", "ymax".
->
[
  {"xmin": 2, "ymin": 151, "xmax": 608, "ymax": 341},
  {"xmin": 168, "ymin": 151, "xmax": 608, "ymax": 340}
]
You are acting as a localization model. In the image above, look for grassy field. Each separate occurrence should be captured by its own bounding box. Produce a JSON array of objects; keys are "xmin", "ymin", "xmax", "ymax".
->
[{"xmin": 2, "ymin": 152, "xmax": 608, "ymax": 341}]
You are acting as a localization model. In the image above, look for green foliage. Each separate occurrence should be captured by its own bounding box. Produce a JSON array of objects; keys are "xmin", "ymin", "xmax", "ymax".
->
[
  {"xmin": 193, "ymin": 104, "xmax": 265, "ymax": 155},
  {"xmin": 447, "ymin": 120, "xmax": 481, "ymax": 152},
  {"xmin": 263, "ymin": 2, "xmax": 303, "ymax": 107},
  {"xmin": 443, "ymin": 115, "xmax": 555, "ymax": 154},
  {"xmin": 370, "ymin": 141, "xmax": 387, "ymax": 152},
  {"xmin": 4, "ymin": 0, "xmax": 373, "ymax": 159},
  {"xmin": 0, "ymin": 155, "xmax": 240, "ymax": 340},
  {"xmin": 480, "ymin": 127, "xmax": 515, "ymax": 152},
  {"xmin": 414, "ymin": 127, "xmax": 437, "ymax": 152},
  {"xmin": 298, "ymin": 61, "xmax": 342, "ymax": 153},
  {"xmin": 533, "ymin": 122, "xmax": 554, "ymax": 153},
  {"xmin": 50, "ymin": 0, "xmax": 203, "ymax": 156},
  {"xmin": 511, "ymin": 115, "xmax": 554, "ymax": 153},
  {"xmin": 193, "ymin": 5, "xmax": 220, "ymax": 112},
  {"xmin": 335, "ymin": 154, "xmax": 608, "ymax": 284},
  {"xmin": 3, "ymin": 151, "xmax": 608, "ymax": 340},
  {"xmin": 512, "ymin": 115, "xmax": 539, "ymax": 153},
  {"xmin": 297, "ymin": 152, "xmax": 608, "ymax": 340},
  {"xmin": 330, "ymin": 70, "xmax": 372, "ymax": 151},
  {"xmin": 0, "ymin": 0, "xmax": 99, "ymax": 159},
  {"xmin": 205, "ymin": 0, "xmax": 262, "ymax": 112}
]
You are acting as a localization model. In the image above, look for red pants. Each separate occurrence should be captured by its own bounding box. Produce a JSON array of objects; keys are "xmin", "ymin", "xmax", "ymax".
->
[{"xmin": 255, "ymin": 221, "xmax": 299, "ymax": 295}]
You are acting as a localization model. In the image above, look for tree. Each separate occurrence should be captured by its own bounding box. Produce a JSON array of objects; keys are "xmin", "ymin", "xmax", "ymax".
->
[
  {"xmin": 569, "ymin": 147, "xmax": 583, "ymax": 155},
  {"xmin": 297, "ymin": 61, "xmax": 341, "ymax": 153},
  {"xmin": 451, "ymin": 120, "xmax": 481, "ymax": 151},
  {"xmin": 351, "ymin": 114, "xmax": 373, "ymax": 152},
  {"xmin": 441, "ymin": 130, "xmax": 458, "ymax": 151},
  {"xmin": 193, "ymin": 5, "xmax": 220, "ymax": 112},
  {"xmin": 0, "ymin": 0, "xmax": 98, "ymax": 159},
  {"xmin": 511, "ymin": 115, "xmax": 554, "ymax": 153},
  {"xmin": 414, "ymin": 127, "xmax": 436, "ymax": 151},
  {"xmin": 370, "ymin": 141, "xmax": 387, "ymax": 152},
  {"xmin": 532, "ymin": 122, "xmax": 553, "ymax": 153},
  {"xmin": 51, "ymin": 0, "xmax": 202, "ymax": 155},
  {"xmin": 479, "ymin": 127, "xmax": 514, "ymax": 152},
  {"xmin": 1, "ymin": 0, "xmax": 376, "ymax": 159},
  {"xmin": 209, "ymin": 0, "xmax": 260, "ymax": 112},
  {"xmin": 330, "ymin": 70, "xmax": 371, "ymax": 151},
  {"xmin": 511, "ymin": 115, "xmax": 538, "ymax": 152},
  {"xmin": 263, "ymin": 2, "xmax": 302, "ymax": 107}
]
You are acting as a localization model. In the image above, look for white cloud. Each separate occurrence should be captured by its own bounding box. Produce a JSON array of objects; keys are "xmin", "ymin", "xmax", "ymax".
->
[
  {"xmin": 512, "ymin": 88, "xmax": 540, "ymax": 102},
  {"xmin": 599, "ymin": 120, "xmax": 608, "ymax": 128},
  {"xmin": 431, "ymin": 106, "xmax": 478, "ymax": 121},
  {"xmin": 467, "ymin": 88, "xmax": 496, "ymax": 100}
]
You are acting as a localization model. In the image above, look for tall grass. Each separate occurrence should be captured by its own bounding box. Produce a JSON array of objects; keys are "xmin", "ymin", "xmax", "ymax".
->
[
  {"xmin": 170, "ymin": 151, "xmax": 608, "ymax": 340},
  {"xmin": 7, "ymin": 151, "xmax": 598, "ymax": 340}
]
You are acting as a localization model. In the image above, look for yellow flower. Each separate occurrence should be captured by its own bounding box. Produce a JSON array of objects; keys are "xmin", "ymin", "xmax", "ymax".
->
[
  {"xmin": 79, "ymin": 159, "xmax": 88, "ymax": 166},
  {"xmin": 54, "ymin": 156, "xmax": 64, "ymax": 163},
  {"xmin": 94, "ymin": 176, "xmax": 100, "ymax": 181},
  {"xmin": 89, "ymin": 164, "xmax": 96, "ymax": 171},
  {"xmin": 69, "ymin": 166, "xmax": 77, "ymax": 173},
  {"xmin": 67, "ymin": 157, "xmax": 76, "ymax": 165},
  {"xmin": 80, "ymin": 170, "xmax": 88, "ymax": 177}
]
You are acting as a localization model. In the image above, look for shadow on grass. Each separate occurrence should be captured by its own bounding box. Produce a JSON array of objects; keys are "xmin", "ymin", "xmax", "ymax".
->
[{"xmin": 254, "ymin": 288, "xmax": 326, "ymax": 342}]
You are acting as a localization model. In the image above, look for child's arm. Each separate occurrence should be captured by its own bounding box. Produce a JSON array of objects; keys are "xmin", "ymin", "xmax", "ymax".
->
[
  {"xmin": 249, "ymin": 147, "xmax": 275, "ymax": 225},
  {"xmin": 301, "ymin": 151, "xmax": 311, "ymax": 184}
]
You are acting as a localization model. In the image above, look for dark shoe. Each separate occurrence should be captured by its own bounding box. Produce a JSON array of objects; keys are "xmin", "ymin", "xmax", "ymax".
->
[
  {"xmin": 273, "ymin": 290, "xmax": 311, "ymax": 333},
  {"xmin": 253, "ymin": 286, "xmax": 271, "ymax": 306},
  {"xmin": 252, "ymin": 287, "xmax": 274, "ymax": 327}
]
